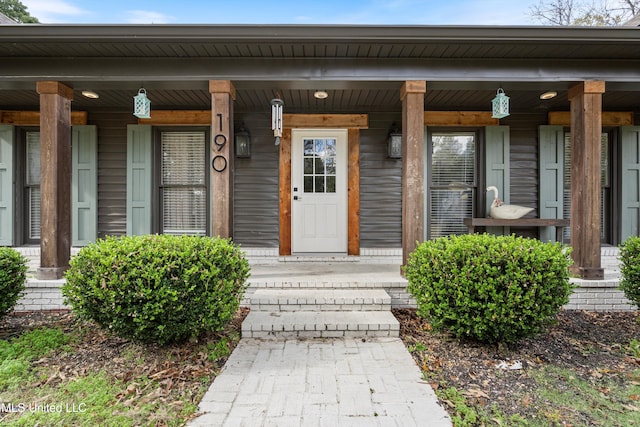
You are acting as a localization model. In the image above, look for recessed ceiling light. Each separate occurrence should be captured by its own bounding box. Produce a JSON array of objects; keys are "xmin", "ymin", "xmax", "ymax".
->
[
  {"xmin": 81, "ymin": 90, "xmax": 100, "ymax": 99},
  {"xmin": 540, "ymin": 91, "xmax": 557, "ymax": 100},
  {"xmin": 314, "ymin": 90, "xmax": 328, "ymax": 99}
]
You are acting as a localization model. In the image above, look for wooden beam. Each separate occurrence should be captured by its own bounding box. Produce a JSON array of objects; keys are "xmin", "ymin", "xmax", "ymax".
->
[
  {"xmin": 401, "ymin": 81, "xmax": 426, "ymax": 266},
  {"xmin": 424, "ymin": 111, "xmax": 498, "ymax": 126},
  {"xmin": 401, "ymin": 81, "xmax": 426, "ymax": 101},
  {"xmin": 36, "ymin": 81, "xmax": 74, "ymax": 100},
  {"xmin": 209, "ymin": 81, "xmax": 236, "ymax": 100},
  {"xmin": 36, "ymin": 81, "xmax": 73, "ymax": 280},
  {"xmin": 279, "ymin": 128, "xmax": 292, "ymax": 256},
  {"xmin": 568, "ymin": 81, "xmax": 605, "ymax": 280},
  {"xmin": 1, "ymin": 110, "xmax": 87, "ymax": 125},
  {"xmin": 210, "ymin": 81, "xmax": 235, "ymax": 239},
  {"xmin": 548, "ymin": 111, "xmax": 633, "ymax": 127},
  {"xmin": 283, "ymin": 114, "xmax": 369, "ymax": 129},
  {"xmin": 348, "ymin": 128, "xmax": 360, "ymax": 256},
  {"xmin": 137, "ymin": 110, "xmax": 211, "ymax": 125}
]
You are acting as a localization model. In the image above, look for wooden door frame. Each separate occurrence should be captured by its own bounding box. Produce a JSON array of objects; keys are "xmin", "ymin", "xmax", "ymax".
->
[{"xmin": 279, "ymin": 114, "xmax": 367, "ymax": 256}]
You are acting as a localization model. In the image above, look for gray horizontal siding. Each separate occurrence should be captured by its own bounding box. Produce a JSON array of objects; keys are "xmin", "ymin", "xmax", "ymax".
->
[
  {"xmin": 233, "ymin": 113, "xmax": 279, "ymax": 247},
  {"xmin": 360, "ymin": 113, "xmax": 402, "ymax": 248}
]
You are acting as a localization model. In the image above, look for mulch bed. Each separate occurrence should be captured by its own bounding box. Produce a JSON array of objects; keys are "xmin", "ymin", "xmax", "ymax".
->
[{"xmin": 395, "ymin": 308, "xmax": 640, "ymax": 421}]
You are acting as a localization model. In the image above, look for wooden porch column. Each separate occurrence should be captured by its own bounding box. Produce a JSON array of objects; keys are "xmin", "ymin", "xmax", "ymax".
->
[
  {"xmin": 209, "ymin": 80, "xmax": 235, "ymax": 238},
  {"xmin": 36, "ymin": 81, "xmax": 73, "ymax": 280},
  {"xmin": 401, "ymin": 81, "xmax": 426, "ymax": 266},
  {"xmin": 568, "ymin": 81, "xmax": 605, "ymax": 280}
]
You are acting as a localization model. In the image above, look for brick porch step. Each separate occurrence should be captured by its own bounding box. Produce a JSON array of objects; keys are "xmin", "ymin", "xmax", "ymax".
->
[
  {"xmin": 249, "ymin": 288, "xmax": 391, "ymax": 311},
  {"xmin": 241, "ymin": 310, "xmax": 400, "ymax": 339}
]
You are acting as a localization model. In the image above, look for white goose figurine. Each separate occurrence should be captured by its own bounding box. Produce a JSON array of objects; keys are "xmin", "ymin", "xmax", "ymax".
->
[{"xmin": 486, "ymin": 186, "xmax": 534, "ymax": 219}]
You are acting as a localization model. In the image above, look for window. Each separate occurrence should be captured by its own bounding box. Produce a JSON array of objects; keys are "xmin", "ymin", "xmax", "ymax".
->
[
  {"xmin": 25, "ymin": 131, "xmax": 41, "ymax": 242},
  {"xmin": 159, "ymin": 131, "xmax": 207, "ymax": 235},
  {"xmin": 303, "ymin": 138, "xmax": 337, "ymax": 193},
  {"xmin": 429, "ymin": 132, "xmax": 476, "ymax": 239},
  {"xmin": 563, "ymin": 133, "xmax": 609, "ymax": 242}
]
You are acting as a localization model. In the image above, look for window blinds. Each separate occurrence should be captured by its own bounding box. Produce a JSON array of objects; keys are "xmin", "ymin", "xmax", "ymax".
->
[
  {"xmin": 430, "ymin": 134, "xmax": 475, "ymax": 239},
  {"xmin": 26, "ymin": 132, "xmax": 41, "ymax": 240},
  {"xmin": 160, "ymin": 131, "xmax": 207, "ymax": 235}
]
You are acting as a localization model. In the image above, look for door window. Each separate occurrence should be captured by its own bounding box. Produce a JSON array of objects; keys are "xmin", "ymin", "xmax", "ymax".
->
[{"xmin": 303, "ymin": 138, "xmax": 337, "ymax": 194}]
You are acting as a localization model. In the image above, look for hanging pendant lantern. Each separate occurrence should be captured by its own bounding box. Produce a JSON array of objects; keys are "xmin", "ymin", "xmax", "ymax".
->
[
  {"xmin": 271, "ymin": 97, "xmax": 284, "ymax": 146},
  {"xmin": 491, "ymin": 88, "xmax": 510, "ymax": 119},
  {"xmin": 133, "ymin": 88, "xmax": 151, "ymax": 119}
]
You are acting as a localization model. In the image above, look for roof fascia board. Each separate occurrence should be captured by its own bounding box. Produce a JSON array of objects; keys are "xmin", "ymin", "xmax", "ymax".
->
[
  {"xmin": 0, "ymin": 24, "xmax": 639, "ymax": 44},
  {"xmin": 2, "ymin": 57, "xmax": 640, "ymax": 83}
]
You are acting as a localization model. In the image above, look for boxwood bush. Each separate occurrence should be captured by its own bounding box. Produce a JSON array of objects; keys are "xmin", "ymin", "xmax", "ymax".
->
[
  {"xmin": 63, "ymin": 235, "xmax": 250, "ymax": 345},
  {"xmin": 620, "ymin": 236, "xmax": 640, "ymax": 309},
  {"xmin": 405, "ymin": 233, "xmax": 573, "ymax": 343},
  {"xmin": 0, "ymin": 248, "xmax": 27, "ymax": 319}
]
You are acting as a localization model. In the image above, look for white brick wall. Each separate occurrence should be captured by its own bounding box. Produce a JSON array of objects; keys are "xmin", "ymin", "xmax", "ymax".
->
[
  {"xmin": 14, "ymin": 279, "xmax": 69, "ymax": 312},
  {"xmin": 11, "ymin": 246, "xmax": 638, "ymax": 313}
]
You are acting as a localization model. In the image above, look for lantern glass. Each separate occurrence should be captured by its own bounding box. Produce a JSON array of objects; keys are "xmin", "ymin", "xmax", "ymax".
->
[
  {"xmin": 133, "ymin": 88, "xmax": 151, "ymax": 119},
  {"xmin": 235, "ymin": 129, "xmax": 251, "ymax": 158},
  {"xmin": 491, "ymin": 88, "xmax": 510, "ymax": 119},
  {"xmin": 388, "ymin": 132, "xmax": 402, "ymax": 159}
]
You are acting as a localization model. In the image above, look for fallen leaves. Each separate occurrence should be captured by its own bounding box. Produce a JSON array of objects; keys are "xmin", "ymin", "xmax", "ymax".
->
[{"xmin": 396, "ymin": 308, "xmax": 640, "ymax": 426}]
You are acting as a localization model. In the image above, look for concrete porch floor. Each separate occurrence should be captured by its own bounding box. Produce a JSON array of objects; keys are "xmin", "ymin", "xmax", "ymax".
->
[{"xmin": 247, "ymin": 262, "xmax": 405, "ymax": 284}]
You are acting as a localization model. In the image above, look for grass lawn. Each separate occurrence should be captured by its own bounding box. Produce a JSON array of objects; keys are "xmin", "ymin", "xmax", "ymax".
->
[{"xmin": 0, "ymin": 310, "xmax": 246, "ymax": 427}]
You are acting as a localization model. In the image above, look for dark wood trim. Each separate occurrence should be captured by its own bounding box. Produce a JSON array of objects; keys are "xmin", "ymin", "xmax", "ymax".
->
[
  {"xmin": 401, "ymin": 81, "xmax": 426, "ymax": 266},
  {"xmin": 568, "ymin": 81, "xmax": 605, "ymax": 280},
  {"xmin": 424, "ymin": 111, "xmax": 498, "ymax": 126},
  {"xmin": 1, "ymin": 110, "xmax": 88, "ymax": 126},
  {"xmin": 138, "ymin": 110, "xmax": 211, "ymax": 125},
  {"xmin": 548, "ymin": 111, "xmax": 633, "ymax": 127},
  {"xmin": 348, "ymin": 128, "xmax": 360, "ymax": 256},
  {"xmin": 279, "ymin": 128, "xmax": 292, "ymax": 256},
  {"xmin": 283, "ymin": 114, "xmax": 369, "ymax": 129}
]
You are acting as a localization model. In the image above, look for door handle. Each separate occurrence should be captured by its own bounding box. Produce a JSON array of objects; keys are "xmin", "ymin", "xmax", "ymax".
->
[{"xmin": 294, "ymin": 195, "xmax": 301, "ymax": 201}]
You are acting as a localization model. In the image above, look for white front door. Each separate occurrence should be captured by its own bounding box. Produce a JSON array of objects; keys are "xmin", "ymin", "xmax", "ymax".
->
[{"xmin": 291, "ymin": 129, "xmax": 348, "ymax": 253}]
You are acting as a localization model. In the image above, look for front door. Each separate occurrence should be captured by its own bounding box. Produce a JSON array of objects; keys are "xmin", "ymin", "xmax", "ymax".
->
[{"xmin": 291, "ymin": 129, "xmax": 348, "ymax": 253}]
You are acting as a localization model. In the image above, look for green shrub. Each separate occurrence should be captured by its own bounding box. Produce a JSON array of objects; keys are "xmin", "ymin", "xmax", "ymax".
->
[
  {"xmin": 0, "ymin": 247, "xmax": 27, "ymax": 319},
  {"xmin": 620, "ymin": 236, "xmax": 640, "ymax": 308},
  {"xmin": 63, "ymin": 235, "xmax": 250, "ymax": 345},
  {"xmin": 405, "ymin": 233, "xmax": 573, "ymax": 343}
]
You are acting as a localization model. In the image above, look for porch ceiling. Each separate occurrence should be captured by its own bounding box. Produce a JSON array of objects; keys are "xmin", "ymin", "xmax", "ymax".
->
[
  {"xmin": 0, "ymin": 80, "xmax": 638, "ymax": 114},
  {"xmin": 0, "ymin": 24, "xmax": 639, "ymax": 114}
]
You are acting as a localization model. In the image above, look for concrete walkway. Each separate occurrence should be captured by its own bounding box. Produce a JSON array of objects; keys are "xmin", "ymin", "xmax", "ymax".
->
[
  {"xmin": 186, "ymin": 261, "xmax": 450, "ymax": 425},
  {"xmin": 189, "ymin": 337, "xmax": 451, "ymax": 427}
]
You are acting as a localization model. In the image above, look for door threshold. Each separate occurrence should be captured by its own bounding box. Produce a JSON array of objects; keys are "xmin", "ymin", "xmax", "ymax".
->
[{"xmin": 281, "ymin": 253, "xmax": 356, "ymax": 262}]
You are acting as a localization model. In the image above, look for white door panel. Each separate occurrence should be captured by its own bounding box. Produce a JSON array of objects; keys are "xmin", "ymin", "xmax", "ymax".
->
[{"xmin": 292, "ymin": 129, "xmax": 347, "ymax": 253}]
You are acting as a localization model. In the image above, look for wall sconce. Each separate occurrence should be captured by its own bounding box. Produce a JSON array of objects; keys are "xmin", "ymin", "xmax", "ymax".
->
[
  {"xmin": 235, "ymin": 124, "xmax": 251, "ymax": 158},
  {"xmin": 133, "ymin": 88, "xmax": 151, "ymax": 119},
  {"xmin": 387, "ymin": 124, "xmax": 402, "ymax": 159},
  {"xmin": 491, "ymin": 88, "xmax": 510, "ymax": 119},
  {"xmin": 271, "ymin": 97, "xmax": 284, "ymax": 145}
]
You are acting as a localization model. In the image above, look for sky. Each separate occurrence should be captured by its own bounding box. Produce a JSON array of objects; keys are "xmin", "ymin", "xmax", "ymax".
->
[{"xmin": 20, "ymin": 0, "xmax": 537, "ymax": 25}]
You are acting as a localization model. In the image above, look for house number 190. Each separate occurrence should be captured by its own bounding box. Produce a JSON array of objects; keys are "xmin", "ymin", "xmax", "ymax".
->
[{"xmin": 212, "ymin": 113, "xmax": 228, "ymax": 172}]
